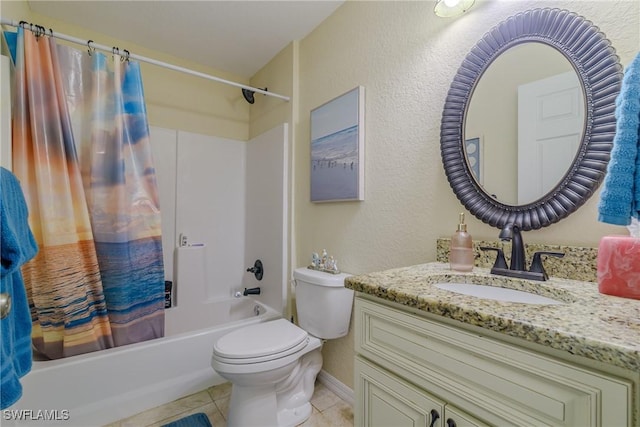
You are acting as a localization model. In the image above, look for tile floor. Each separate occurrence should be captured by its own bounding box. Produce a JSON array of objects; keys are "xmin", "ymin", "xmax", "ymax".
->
[{"xmin": 105, "ymin": 381, "xmax": 353, "ymax": 427}]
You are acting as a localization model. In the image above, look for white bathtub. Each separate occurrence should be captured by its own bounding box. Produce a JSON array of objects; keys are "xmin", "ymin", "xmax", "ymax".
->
[{"xmin": 5, "ymin": 298, "xmax": 280, "ymax": 427}]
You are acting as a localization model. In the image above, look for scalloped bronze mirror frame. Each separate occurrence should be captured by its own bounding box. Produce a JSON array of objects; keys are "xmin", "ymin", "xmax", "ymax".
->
[{"xmin": 441, "ymin": 8, "xmax": 623, "ymax": 231}]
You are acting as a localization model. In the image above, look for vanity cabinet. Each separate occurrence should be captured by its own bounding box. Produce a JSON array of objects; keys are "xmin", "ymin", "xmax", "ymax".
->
[
  {"xmin": 356, "ymin": 356, "xmax": 489, "ymax": 427},
  {"xmin": 354, "ymin": 296, "xmax": 633, "ymax": 427}
]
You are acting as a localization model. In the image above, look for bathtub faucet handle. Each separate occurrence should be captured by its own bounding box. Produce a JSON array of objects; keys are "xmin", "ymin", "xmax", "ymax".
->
[
  {"xmin": 243, "ymin": 287, "xmax": 261, "ymax": 296},
  {"xmin": 246, "ymin": 259, "xmax": 264, "ymax": 281}
]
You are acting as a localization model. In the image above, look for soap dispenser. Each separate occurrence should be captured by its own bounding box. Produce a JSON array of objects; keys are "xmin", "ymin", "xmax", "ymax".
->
[{"xmin": 450, "ymin": 213, "xmax": 474, "ymax": 272}]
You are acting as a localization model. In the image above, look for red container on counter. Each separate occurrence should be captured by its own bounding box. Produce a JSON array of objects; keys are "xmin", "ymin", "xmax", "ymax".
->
[{"xmin": 597, "ymin": 236, "xmax": 640, "ymax": 300}]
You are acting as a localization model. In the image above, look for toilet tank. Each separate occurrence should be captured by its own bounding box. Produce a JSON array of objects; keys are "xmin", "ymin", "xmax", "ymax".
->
[{"xmin": 293, "ymin": 267, "xmax": 354, "ymax": 339}]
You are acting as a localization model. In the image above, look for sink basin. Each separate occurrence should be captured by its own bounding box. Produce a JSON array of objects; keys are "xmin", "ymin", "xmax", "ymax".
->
[{"xmin": 433, "ymin": 283, "xmax": 564, "ymax": 305}]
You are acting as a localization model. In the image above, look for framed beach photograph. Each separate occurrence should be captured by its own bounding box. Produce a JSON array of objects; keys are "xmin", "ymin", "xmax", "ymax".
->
[{"xmin": 310, "ymin": 86, "xmax": 365, "ymax": 202}]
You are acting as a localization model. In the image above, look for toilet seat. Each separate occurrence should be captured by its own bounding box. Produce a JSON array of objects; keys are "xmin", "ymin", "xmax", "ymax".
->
[{"xmin": 213, "ymin": 318, "xmax": 308, "ymax": 364}]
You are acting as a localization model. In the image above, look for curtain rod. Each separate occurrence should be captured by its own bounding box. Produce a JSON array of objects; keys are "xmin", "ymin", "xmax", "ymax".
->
[{"xmin": 0, "ymin": 18, "xmax": 290, "ymax": 102}]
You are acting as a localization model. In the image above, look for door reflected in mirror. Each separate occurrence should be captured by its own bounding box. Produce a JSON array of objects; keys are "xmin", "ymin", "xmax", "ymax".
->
[{"xmin": 464, "ymin": 42, "xmax": 585, "ymax": 205}]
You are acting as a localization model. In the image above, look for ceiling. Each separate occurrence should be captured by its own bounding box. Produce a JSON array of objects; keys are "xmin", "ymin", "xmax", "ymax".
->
[{"xmin": 27, "ymin": 1, "xmax": 344, "ymax": 78}]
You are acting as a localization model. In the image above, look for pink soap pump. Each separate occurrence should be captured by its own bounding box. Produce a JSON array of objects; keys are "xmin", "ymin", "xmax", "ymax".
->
[{"xmin": 450, "ymin": 213, "xmax": 474, "ymax": 272}]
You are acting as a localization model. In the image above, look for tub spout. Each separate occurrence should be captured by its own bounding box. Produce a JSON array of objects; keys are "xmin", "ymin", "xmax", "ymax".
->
[{"xmin": 243, "ymin": 287, "xmax": 261, "ymax": 296}]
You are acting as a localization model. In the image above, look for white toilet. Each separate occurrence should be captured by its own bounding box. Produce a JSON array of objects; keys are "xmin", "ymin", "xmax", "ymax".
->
[{"xmin": 211, "ymin": 267, "xmax": 354, "ymax": 427}]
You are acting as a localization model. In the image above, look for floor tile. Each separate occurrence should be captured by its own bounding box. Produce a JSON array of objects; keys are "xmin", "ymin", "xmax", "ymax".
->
[
  {"xmin": 148, "ymin": 402, "xmax": 223, "ymax": 427},
  {"xmin": 310, "ymin": 382, "xmax": 341, "ymax": 412},
  {"xmin": 118, "ymin": 390, "xmax": 212, "ymax": 427},
  {"xmin": 207, "ymin": 382, "xmax": 232, "ymax": 401},
  {"xmin": 320, "ymin": 401, "xmax": 354, "ymax": 427},
  {"xmin": 110, "ymin": 380, "xmax": 352, "ymax": 427},
  {"xmin": 298, "ymin": 406, "xmax": 328, "ymax": 427},
  {"xmin": 214, "ymin": 396, "xmax": 230, "ymax": 421}
]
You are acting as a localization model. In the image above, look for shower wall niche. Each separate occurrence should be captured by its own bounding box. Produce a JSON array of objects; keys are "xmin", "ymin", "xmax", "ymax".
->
[{"xmin": 149, "ymin": 124, "xmax": 288, "ymax": 315}]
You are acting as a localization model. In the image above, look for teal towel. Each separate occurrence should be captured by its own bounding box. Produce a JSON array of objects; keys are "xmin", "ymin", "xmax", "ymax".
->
[
  {"xmin": 598, "ymin": 52, "xmax": 640, "ymax": 225},
  {"xmin": 161, "ymin": 413, "xmax": 212, "ymax": 427},
  {"xmin": 0, "ymin": 167, "xmax": 38, "ymax": 410}
]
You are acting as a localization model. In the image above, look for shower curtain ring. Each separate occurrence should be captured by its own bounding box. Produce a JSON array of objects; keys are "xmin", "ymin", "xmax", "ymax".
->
[
  {"xmin": 87, "ymin": 40, "xmax": 95, "ymax": 56},
  {"xmin": 123, "ymin": 49, "xmax": 130, "ymax": 62},
  {"xmin": 34, "ymin": 25, "xmax": 45, "ymax": 40},
  {"xmin": 112, "ymin": 46, "xmax": 119, "ymax": 60}
]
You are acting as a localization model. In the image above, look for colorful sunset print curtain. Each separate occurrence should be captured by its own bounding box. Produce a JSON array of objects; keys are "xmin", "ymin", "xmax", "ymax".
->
[{"xmin": 12, "ymin": 27, "xmax": 165, "ymax": 359}]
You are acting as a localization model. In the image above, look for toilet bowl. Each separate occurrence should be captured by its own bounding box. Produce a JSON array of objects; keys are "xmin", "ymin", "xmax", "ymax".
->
[{"xmin": 211, "ymin": 268, "xmax": 353, "ymax": 427}]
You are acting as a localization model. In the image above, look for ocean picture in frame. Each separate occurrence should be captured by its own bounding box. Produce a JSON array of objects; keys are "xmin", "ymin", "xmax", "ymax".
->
[{"xmin": 310, "ymin": 86, "xmax": 364, "ymax": 202}]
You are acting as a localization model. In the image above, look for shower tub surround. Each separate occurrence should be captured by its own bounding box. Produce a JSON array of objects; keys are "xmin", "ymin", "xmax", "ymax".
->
[{"xmin": 4, "ymin": 298, "xmax": 279, "ymax": 427}]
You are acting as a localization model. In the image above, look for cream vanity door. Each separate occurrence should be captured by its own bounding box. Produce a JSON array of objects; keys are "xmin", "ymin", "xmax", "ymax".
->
[{"xmin": 356, "ymin": 357, "xmax": 444, "ymax": 427}]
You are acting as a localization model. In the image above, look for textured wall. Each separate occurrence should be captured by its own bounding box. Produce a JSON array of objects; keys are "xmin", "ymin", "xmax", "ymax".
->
[{"xmin": 292, "ymin": 0, "xmax": 640, "ymax": 389}]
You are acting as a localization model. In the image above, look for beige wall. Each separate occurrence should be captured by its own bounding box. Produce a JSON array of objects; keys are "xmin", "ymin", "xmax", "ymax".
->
[{"xmin": 268, "ymin": 0, "xmax": 638, "ymax": 389}]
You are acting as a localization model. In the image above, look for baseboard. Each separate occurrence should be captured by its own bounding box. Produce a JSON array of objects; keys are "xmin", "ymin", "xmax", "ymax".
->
[{"xmin": 317, "ymin": 369, "xmax": 354, "ymax": 407}]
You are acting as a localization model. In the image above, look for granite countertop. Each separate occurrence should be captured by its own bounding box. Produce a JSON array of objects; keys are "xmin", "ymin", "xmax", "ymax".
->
[{"xmin": 345, "ymin": 262, "xmax": 640, "ymax": 372}]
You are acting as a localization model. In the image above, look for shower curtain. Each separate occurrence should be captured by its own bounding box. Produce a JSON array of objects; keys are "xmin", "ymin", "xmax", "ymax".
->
[{"xmin": 11, "ymin": 27, "xmax": 165, "ymax": 359}]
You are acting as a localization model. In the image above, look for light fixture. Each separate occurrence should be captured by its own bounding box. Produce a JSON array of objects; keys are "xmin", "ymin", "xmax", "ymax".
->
[{"xmin": 434, "ymin": 0, "xmax": 475, "ymax": 18}]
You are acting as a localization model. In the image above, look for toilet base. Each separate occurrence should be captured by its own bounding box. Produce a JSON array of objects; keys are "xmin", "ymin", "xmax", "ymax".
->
[
  {"xmin": 228, "ymin": 384, "xmax": 279, "ymax": 427},
  {"xmin": 277, "ymin": 402, "xmax": 312, "ymax": 427},
  {"xmin": 223, "ymin": 343, "xmax": 323, "ymax": 427},
  {"xmin": 227, "ymin": 385, "xmax": 314, "ymax": 427}
]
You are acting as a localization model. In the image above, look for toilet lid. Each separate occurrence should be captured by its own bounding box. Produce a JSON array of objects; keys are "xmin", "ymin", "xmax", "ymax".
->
[{"xmin": 213, "ymin": 318, "xmax": 308, "ymax": 360}]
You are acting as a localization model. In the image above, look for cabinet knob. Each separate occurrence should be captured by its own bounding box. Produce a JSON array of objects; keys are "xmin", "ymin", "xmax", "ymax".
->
[
  {"xmin": 429, "ymin": 409, "xmax": 440, "ymax": 427},
  {"xmin": 446, "ymin": 418, "xmax": 457, "ymax": 427}
]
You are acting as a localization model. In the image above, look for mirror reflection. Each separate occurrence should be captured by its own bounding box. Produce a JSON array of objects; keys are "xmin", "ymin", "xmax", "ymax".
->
[{"xmin": 464, "ymin": 42, "xmax": 585, "ymax": 205}]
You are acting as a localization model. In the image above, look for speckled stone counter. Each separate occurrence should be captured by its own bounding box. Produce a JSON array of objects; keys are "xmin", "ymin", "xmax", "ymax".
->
[
  {"xmin": 436, "ymin": 238, "xmax": 598, "ymax": 282},
  {"xmin": 345, "ymin": 262, "xmax": 640, "ymax": 372}
]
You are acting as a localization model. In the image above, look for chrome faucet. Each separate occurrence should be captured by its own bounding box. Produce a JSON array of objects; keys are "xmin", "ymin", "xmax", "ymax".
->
[{"xmin": 481, "ymin": 223, "xmax": 564, "ymax": 281}]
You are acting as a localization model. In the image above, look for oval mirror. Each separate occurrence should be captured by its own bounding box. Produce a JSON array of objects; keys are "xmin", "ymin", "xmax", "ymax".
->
[{"xmin": 441, "ymin": 8, "xmax": 623, "ymax": 231}]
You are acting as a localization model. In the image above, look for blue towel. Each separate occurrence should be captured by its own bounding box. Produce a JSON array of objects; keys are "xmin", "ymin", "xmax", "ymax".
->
[
  {"xmin": 0, "ymin": 167, "xmax": 38, "ymax": 410},
  {"xmin": 598, "ymin": 52, "xmax": 640, "ymax": 226}
]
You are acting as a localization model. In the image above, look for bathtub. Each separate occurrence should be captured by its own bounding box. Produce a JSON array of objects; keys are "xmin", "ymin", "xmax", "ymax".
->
[{"xmin": 4, "ymin": 298, "xmax": 280, "ymax": 427}]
